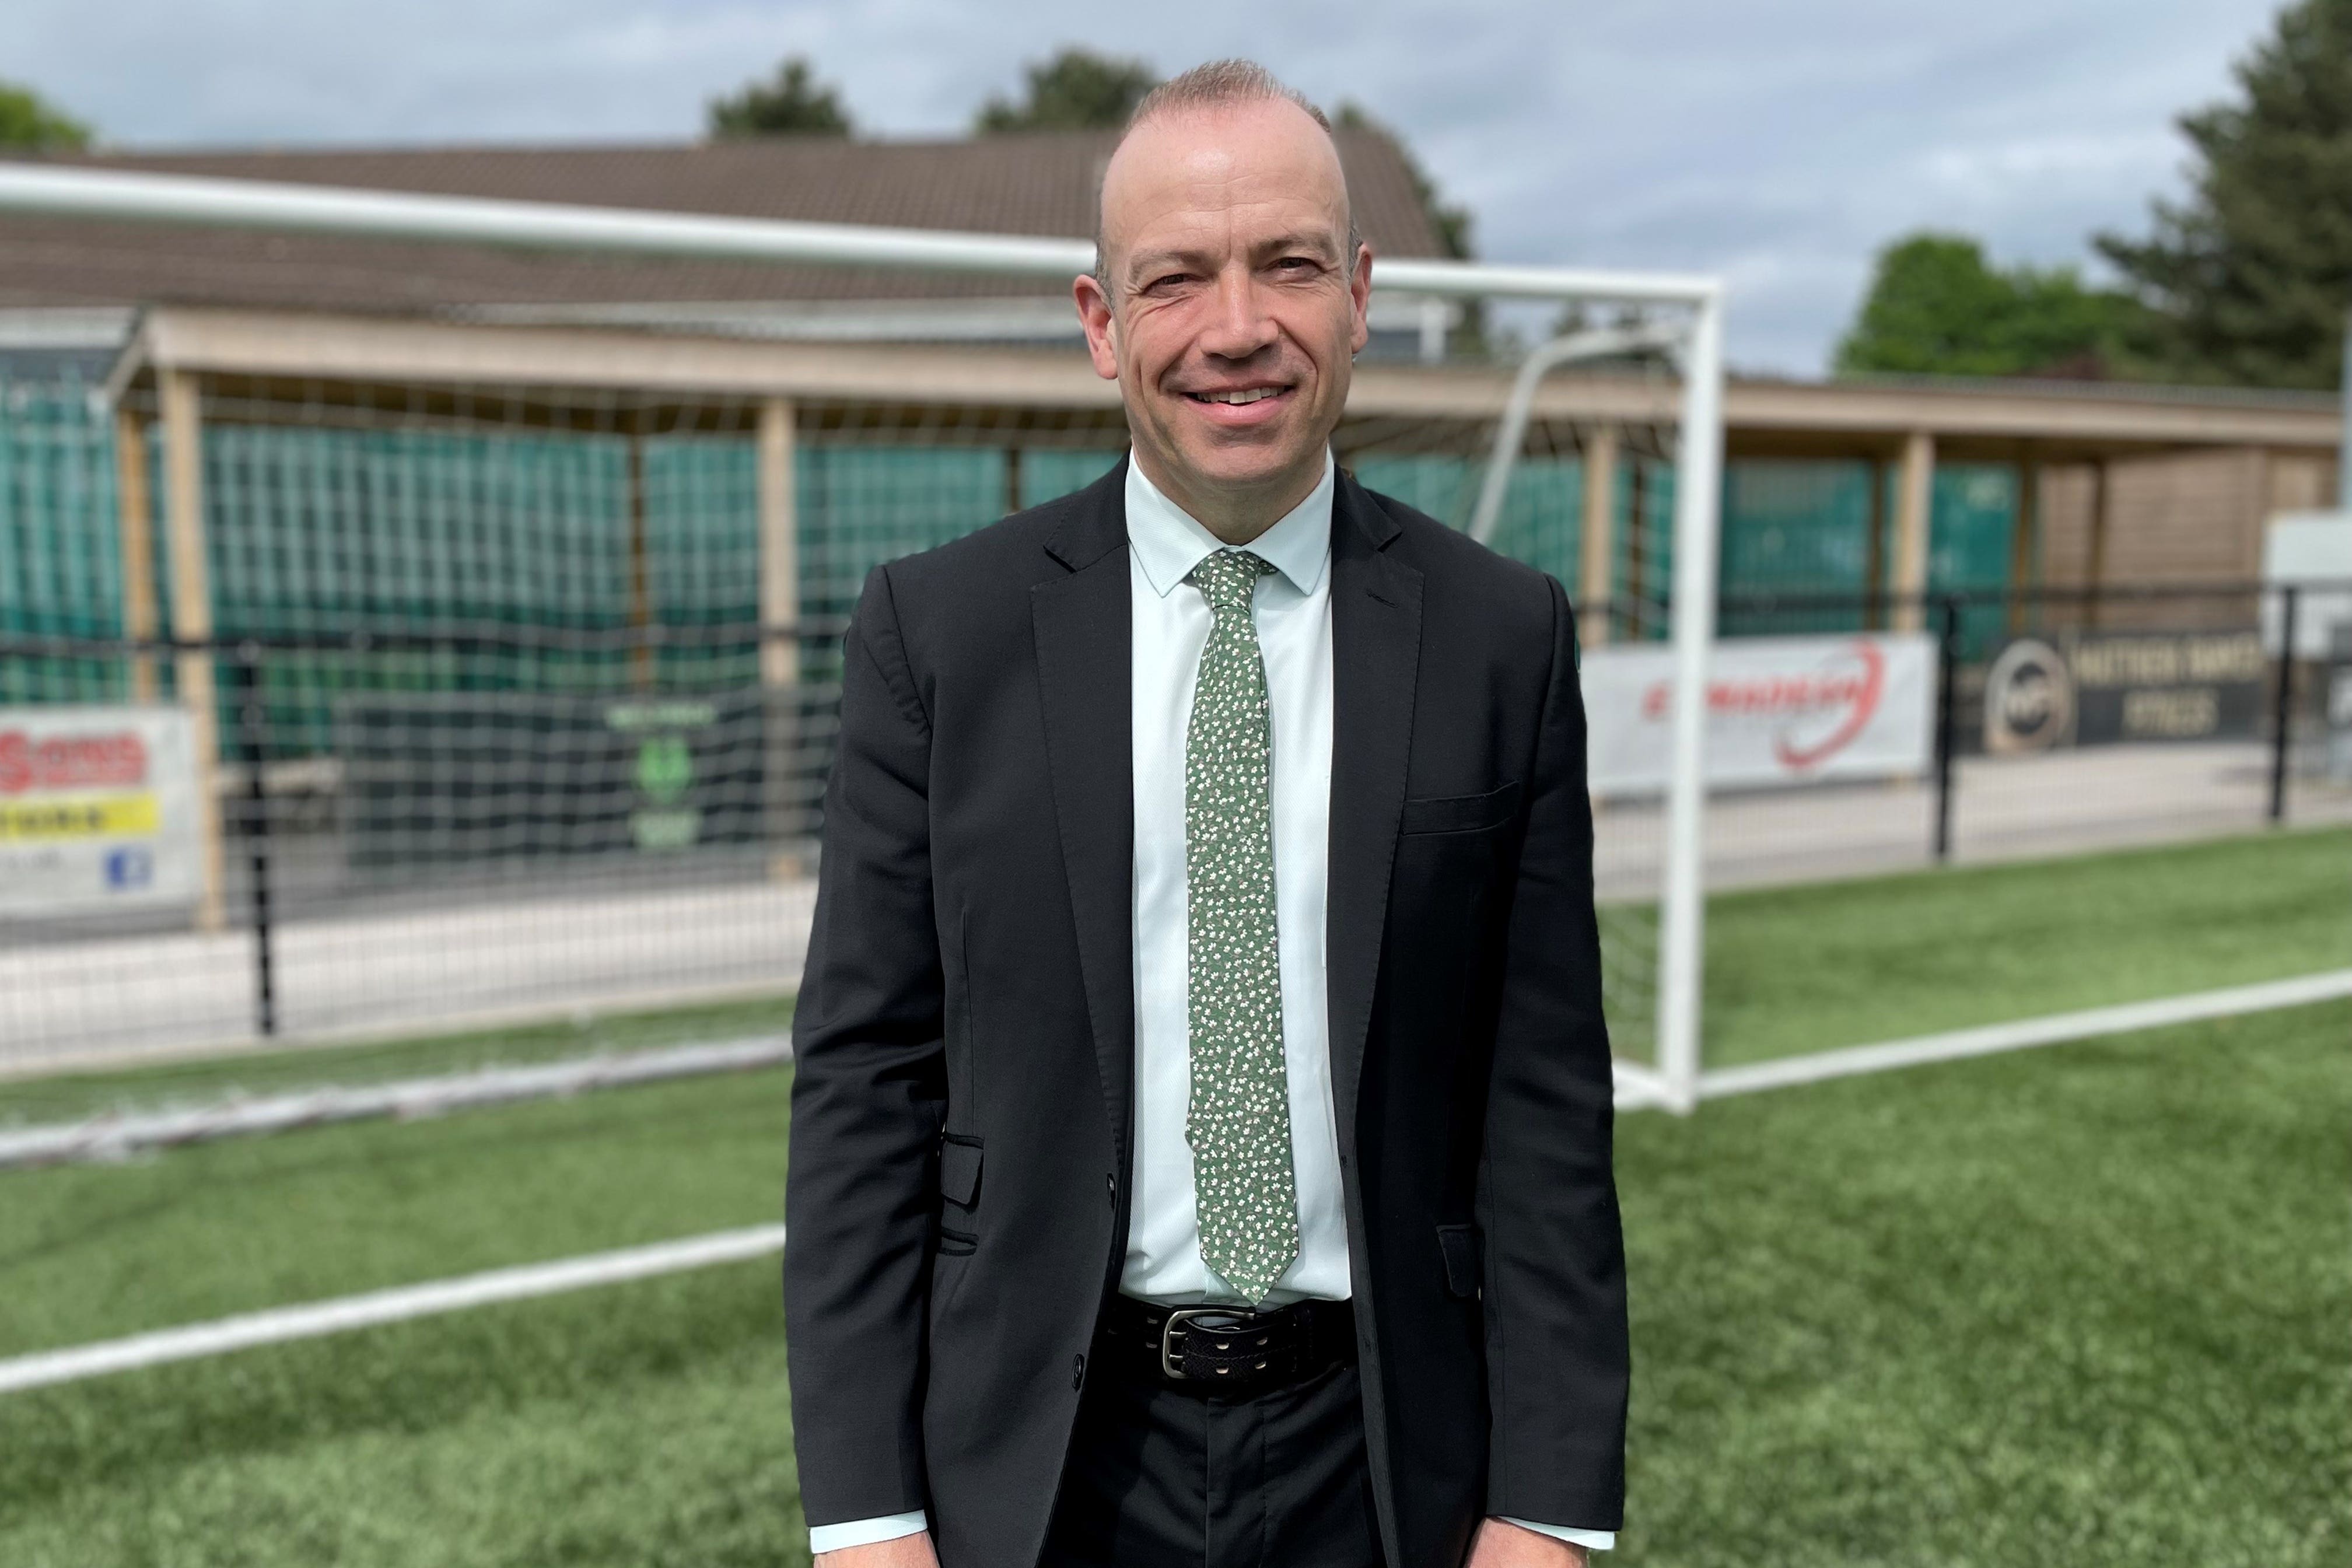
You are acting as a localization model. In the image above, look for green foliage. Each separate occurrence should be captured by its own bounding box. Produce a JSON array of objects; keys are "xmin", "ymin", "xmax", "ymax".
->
[
  {"xmin": 2096, "ymin": 0, "xmax": 2352, "ymax": 388},
  {"xmin": 705, "ymin": 57, "xmax": 852, "ymax": 139},
  {"xmin": 0, "ymin": 81, "xmax": 92, "ymax": 152},
  {"xmin": 1834, "ymin": 232, "xmax": 2140, "ymax": 379},
  {"xmin": 974, "ymin": 47, "xmax": 1158, "ymax": 133}
]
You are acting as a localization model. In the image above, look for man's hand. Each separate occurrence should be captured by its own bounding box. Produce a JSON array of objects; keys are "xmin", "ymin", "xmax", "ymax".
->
[
  {"xmin": 814, "ymin": 1532, "xmax": 940, "ymax": 1568},
  {"xmin": 1466, "ymin": 1517, "xmax": 1590, "ymax": 1567}
]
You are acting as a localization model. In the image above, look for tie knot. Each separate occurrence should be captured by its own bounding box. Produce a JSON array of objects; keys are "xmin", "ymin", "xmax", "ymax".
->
[{"xmin": 1189, "ymin": 550, "xmax": 1273, "ymax": 613}]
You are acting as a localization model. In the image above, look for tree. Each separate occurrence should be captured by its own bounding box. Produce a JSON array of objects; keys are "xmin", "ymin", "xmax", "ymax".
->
[
  {"xmin": 975, "ymin": 48, "xmax": 1158, "ymax": 133},
  {"xmin": 707, "ymin": 57, "xmax": 852, "ymax": 139},
  {"xmin": 0, "ymin": 81, "xmax": 92, "ymax": 152},
  {"xmin": 2096, "ymin": 0, "xmax": 2352, "ymax": 388},
  {"xmin": 1835, "ymin": 232, "xmax": 2138, "ymax": 379}
]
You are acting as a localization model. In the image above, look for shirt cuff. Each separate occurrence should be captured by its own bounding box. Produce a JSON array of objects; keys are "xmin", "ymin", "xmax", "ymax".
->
[
  {"xmin": 808, "ymin": 1511, "xmax": 928, "ymax": 1555},
  {"xmin": 1499, "ymin": 1516, "xmax": 1616, "ymax": 1552}
]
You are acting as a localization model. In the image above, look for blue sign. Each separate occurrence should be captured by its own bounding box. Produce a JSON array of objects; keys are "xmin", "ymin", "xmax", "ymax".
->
[{"xmin": 104, "ymin": 845, "xmax": 155, "ymax": 890}]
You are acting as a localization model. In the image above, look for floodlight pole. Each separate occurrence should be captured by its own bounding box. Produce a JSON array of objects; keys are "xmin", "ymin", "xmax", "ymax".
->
[{"xmin": 1658, "ymin": 292, "xmax": 1725, "ymax": 1114}]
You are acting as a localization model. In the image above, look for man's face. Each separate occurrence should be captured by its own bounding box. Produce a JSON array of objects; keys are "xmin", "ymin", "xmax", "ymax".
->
[{"xmin": 1076, "ymin": 100, "xmax": 1372, "ymax": 523}]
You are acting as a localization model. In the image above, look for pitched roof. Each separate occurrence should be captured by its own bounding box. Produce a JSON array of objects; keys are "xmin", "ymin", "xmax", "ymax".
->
[{"xmin": 0, "ymin": 132, "xmax": 1446, "ymax": 317}]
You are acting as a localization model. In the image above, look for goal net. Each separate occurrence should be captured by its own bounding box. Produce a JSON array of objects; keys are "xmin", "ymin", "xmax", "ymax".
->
[{"xmin": 0, "ymin": 164, "xmax": 1723, "ymax": 1112}]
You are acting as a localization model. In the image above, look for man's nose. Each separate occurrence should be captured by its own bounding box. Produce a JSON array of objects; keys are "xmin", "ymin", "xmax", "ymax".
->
[{"xmin": 1197, "ymin": 266, "xmax": 1280, "ymax": 360}]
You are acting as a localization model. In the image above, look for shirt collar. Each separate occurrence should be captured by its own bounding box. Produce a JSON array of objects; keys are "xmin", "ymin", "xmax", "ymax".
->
[{"xmin": 1125, "ymin": 449, "xmax": 1336, "ymax": 600}]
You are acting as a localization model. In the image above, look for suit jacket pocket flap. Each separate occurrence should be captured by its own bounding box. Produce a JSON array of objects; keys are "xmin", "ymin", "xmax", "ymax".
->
[
  {"xmin": 1436, "ymin": 1223, "xmax": 1482, "ymax": 1298},
  {"xmin": 1399, "ymin": 780, "xmax": 1521, "ymax": 836},
  {"xmin": 940, "ymin": 1134, "xmax": 983, "ymax": 1209}
]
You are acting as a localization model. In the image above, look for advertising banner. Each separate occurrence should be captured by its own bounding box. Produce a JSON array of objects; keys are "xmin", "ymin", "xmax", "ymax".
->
[
  {"xmin": 0, "ymin": 706, "xmax": 202, "ymax": 915},
  {"xmin": 1980, "ymin": 629, "xmax": 2266, "ymax": 754},
  {"xmin": 1581, "ymin": 633, "xmax": 1936, "ymax": 796}
]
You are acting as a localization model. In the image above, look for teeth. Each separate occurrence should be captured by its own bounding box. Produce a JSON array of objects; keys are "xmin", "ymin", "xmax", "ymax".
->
[{"xmin": 1197, "ymin": 387, "xmax": 1281, "ymax": 405}]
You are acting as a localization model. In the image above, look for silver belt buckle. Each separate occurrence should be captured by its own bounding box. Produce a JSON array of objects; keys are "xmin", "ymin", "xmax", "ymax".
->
[{"xmin": 1159, "ymin": 1306, "xmax": 1219, "ymax": 1380}]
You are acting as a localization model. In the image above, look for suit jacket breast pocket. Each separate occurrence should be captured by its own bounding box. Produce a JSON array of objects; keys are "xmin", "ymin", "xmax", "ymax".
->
[{"xmin": 1398, "ymin": 779, "xmax": 1521, "ymax": 837}]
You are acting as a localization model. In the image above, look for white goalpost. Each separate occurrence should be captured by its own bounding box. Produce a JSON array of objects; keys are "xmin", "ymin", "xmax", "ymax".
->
[{"xmin": 0, "ymin": 162, "xmax": 1726, "ymax": 1118}]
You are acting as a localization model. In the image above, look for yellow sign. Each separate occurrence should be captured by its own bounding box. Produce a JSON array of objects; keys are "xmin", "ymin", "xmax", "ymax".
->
[{"xmin": 0, "ymin": 793, "xmax": 161, "ymax": 842}]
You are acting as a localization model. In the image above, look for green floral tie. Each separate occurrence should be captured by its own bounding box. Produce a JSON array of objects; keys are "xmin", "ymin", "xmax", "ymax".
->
[{"xmin": 1184, "ymin": 548, "xmax": 1298, "ymax": 1304}]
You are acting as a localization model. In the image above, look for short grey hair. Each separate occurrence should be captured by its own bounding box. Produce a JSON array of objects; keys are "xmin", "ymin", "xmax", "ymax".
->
[{"xmin": 1092, "ymin": 58, "xmax": 1362, "ymax": 287}]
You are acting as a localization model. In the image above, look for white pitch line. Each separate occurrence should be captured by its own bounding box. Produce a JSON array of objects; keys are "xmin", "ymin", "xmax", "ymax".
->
[
  {"xmin": 1697, "ymin": 968, "xmax": 2352, "ymax": 1099},
  {"xmin": 0, "ymin": 1224, "xmax": 788, "ymax": 1395},
  {"xmin": 9, "ymin": 970, "xmax": 2347, "ymax": 1396},
  {"xmin": 0, "ymin": 1037, "xmax": 794, "ymax": 1170}
]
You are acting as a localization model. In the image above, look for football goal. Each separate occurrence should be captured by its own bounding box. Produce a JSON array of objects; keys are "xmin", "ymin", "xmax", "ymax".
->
[{"xmin": 0, "ymin": 161, "xmax": 1726, "ymax": 1114}]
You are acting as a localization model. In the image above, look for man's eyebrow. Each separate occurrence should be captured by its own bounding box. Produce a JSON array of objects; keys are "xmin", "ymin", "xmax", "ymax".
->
[
  {"xmin": 1254, "ymin": 230, "xmax": 1345, "ymax": 260},
  {"xmin": 1124, "ymin": 231, "xmax": 1345, "ymax": 283}
]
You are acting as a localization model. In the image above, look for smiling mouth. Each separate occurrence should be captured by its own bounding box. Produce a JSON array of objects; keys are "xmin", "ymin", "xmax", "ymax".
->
[{"xmin": 1186, "ymin": 386, "xmax": 1290, "ymax": 405}]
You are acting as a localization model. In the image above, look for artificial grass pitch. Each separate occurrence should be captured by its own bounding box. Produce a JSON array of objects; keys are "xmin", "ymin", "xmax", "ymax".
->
[
  {"xmin": 1701, "ymin": 824, "xmax": 2352, "ymax": 1063},
  {"xmin": 1, "ymin": 1001, "xmax": 2343, "ymax": 1567}
]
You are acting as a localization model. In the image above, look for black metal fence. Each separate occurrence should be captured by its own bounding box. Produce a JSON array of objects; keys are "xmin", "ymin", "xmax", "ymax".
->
[
  {"xmin": 1678, "ymin": 578, "xmax": 2349, "ymax": 880},
  {"xmin": 2, "ymin": 579, "xmax": 2346, "ymax": 1072}
]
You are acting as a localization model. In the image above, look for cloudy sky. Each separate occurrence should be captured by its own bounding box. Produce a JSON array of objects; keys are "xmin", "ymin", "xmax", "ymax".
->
[{"xmin": 3, "ymin": 0, "xmax": 2288, "ymax": 374}]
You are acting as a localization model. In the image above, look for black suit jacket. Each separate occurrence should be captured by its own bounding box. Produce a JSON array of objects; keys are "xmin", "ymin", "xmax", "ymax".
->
[{"xmin": 784, "ymin": 461, "xmax": 1628, "ymax": 1567}]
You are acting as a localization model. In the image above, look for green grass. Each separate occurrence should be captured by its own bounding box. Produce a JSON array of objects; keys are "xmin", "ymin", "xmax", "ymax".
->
[
  {"xmin": 0, "ymin": 830, "xmax": 2346, "ymax": 1564},
  {"xmin": 1617, "ymin": 999, "xmax": 2350, "ymax": 1566},
  {"xmin": 1702, "ymin": 825, "xmax": 2352, "ymax": 1063},
  {"xmin": 1, "ymin": 1004, "xmax": 2344, "ymax": 1567},
  {"xmin": 0, "ymin": 1067, "xmax": 792, "ymax": 1356}
]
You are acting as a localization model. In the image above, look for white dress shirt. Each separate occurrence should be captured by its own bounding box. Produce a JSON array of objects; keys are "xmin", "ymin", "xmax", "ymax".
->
[
  {"xmin": 1123, "ymin": 447, "xmax": 1349, "ymax": 1306},
  {"xmin": 807, "ymin": 453, "xmax": 1612, "ymax": 1557}
]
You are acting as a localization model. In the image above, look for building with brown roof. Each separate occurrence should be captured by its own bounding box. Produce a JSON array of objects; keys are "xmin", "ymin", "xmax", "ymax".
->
[
  {"xmin": 0, "ymin": 131, "xmax": 1454, "ymax": 363},
  {"xmin": 0, "ymin": 132, "xmax": 2337, "ymax": 663}
]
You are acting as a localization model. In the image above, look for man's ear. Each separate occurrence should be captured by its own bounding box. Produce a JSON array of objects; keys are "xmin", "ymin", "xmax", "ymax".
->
[
  {"xmin": 1349, "ymin": 242, "xmax": 1374, "ymax": 356},
  {"xmin": 1073, "ymin": 274, "xmax": 1122, "ymax": 382}
]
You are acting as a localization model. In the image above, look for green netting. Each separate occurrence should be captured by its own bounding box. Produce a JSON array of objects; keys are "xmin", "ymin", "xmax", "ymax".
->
[
  {"xmin": 0, "ymin": 372, "xmax": 2042, "ymax": 756},
  {"xmin": 1717, "ymin": 460, "xmax": 1875, "ymax": 635},
  {"xmin": 1614, "ymin": 452, "xmax": 1676, "ymax": 642},
  {"xmin": 1018, "ymin": 449, "xmax": 1126, "ymax": 509},
  {"xmin": 1347, "ymin": 455, "xmax": 1584, "ymax": 583},
  {"xmin": 1926, "ymin": 464, "xmax": 2018, "ymax": 656},
  {"xmin": 794, "ymin": 444, "xmax": 1007, "ymax": 681},
  {"xmin": 0, "ymin": 378, "xmax": 126, "ymax": 704}
]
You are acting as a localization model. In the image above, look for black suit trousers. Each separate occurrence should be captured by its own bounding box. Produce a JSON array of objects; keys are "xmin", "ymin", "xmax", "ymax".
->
[{"xmin": 1042, "ymin": 1351, "xmax": 1385, "ymax": 1568}]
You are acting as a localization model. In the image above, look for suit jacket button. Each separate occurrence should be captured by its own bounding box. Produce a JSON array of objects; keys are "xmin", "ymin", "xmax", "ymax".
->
[
  {"xmin": 1105, "ymin": 1174, "xmax": 1116, "ymax": 1206},
  {"xmin": 1072, "ymin": 1353, "xmax": 1086, "ymax": 1390}
]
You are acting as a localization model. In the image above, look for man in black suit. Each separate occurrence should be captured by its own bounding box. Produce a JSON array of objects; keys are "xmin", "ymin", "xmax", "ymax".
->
[{"xmin": 785, "ymin": 58, "xmax": 1628, "ymax": 1568}]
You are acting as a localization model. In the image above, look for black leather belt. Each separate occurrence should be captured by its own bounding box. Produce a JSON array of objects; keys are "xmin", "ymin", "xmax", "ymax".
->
[{"xmin": 1098, "ymin": 1294, "xmax": 1356, "ymax": 1394}]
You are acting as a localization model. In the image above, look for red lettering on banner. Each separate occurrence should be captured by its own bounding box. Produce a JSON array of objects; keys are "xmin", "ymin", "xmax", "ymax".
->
[
  {"xmin": 1772, "ymin": 642, "xmax": 1885, "ymax": 770},
  {"xmin": 0, "ymin": 730, "xmax": 151, "ymax": 793},
  {"xmin": 1628, "ymin": 642, "xmax": 1889, "ymax": 772}
]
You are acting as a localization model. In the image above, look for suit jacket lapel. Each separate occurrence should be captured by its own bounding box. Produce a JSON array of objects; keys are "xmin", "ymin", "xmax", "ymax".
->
[
  {"xmin": 1031, "ymin": 464, "xmax": 1136, "ymax": 1167},
  {"xmin": 1325, "ymin": 474, "xmax": 1422, "ymax": 1150}
]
